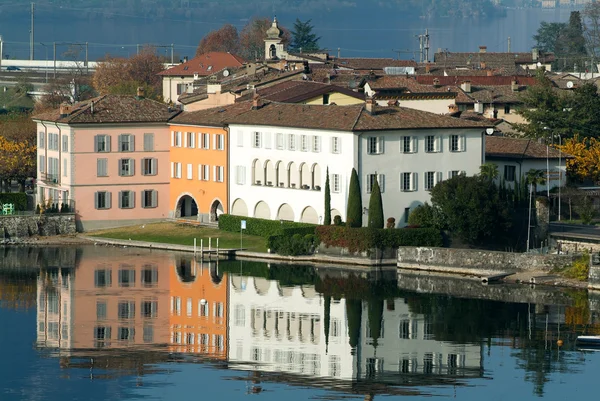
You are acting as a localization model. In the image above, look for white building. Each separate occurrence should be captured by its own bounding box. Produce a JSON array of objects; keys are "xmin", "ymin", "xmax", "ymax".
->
[
  {"xmin": 228, "ymin": 273, "xmax": 355, "ymax": 380},
  {"xmin": 227, "ymin": 98, "xmax": 490, "ymax": 227}
]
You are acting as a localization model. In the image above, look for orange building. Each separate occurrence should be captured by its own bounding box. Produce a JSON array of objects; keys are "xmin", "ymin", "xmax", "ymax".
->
[
  {"xmin": 169, "ymin": 255, "xmax": 228, "ymax": 359},
  {"xmin": 168, "ymin": 103, "xmax": 251, "ymax": 222}
]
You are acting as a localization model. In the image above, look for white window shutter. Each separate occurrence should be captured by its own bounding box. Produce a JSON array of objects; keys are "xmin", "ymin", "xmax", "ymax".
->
[
  {"xmin": 461, "ymin": 170, "xmax": 466, "ymax": 176},
  {"xmin": 412, "ymin": 172, "xmax": 418, "ymax": 191},
  {"xmin": 213, "ymin": 166, "xmax": 216, "ymax": 181},
  {"xmin": 213, "ymin": 134, "xmax": 217, "ymax": 149},
  {"xmin": 436, "ymin": 135, "xmax": 442, "ymax": 152},
  {"xmin": 411, "ymin": 136, "xmax": 418, "ymax": 153},
  {"xmin": 151, "ymin": 190, "xmax": 158, "ymax": 207},
  {"xmin": 131, "ymin": 159, "xmax": 135, "ymax": 176},
  {"xmin": 198, "ymin": 164, "xmax": 202, "ymax": 180},
  {"xmin": 365, "ymin": 175, "xmax": 371, "ymax": 193},
  {"xmin": 107, "ymin": 192, "xmax": 112, "ymax": 209},
  {"xmin": 448, "ymin": 171, "xmax": 453, "ymax": 179},
  {"xmin": 131, "ymin": 191, "xmax": 135, "ymax": 208},
  {"xmin": 378, "ymin": 136, "xmax": 385, "ymax": 154},
  {"xmin": 436, "ymin": 171, "xmax": 443, "ymax": 185},
  {"xmin": 460, "ymin": 135, "xmax": 466, "ymax": 151},
  {"xmin": 265, "ymin": 132, "xmax": 271, "ymax": 149},
  {"xmin": 237, "ymin": 131, "xmax": 243, "ymax": 147},
  {"xmin": 379, "ymin": 174, "xmax": 385, "ymax": 193}
]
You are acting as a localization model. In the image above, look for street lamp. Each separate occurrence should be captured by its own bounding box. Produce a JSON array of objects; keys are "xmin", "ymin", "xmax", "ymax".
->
[{"xmin": 40, "ymin": 42, "xmax": 48, "ymax": 83}]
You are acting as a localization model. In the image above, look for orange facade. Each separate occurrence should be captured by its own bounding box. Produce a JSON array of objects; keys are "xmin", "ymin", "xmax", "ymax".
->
[
  {"xmin": 168, "ymin": 124, "xmax": 228, "ymax": 222},
  {"xmin": 169, "ymin": 256, "xmax": 228, "ymax": 359}
]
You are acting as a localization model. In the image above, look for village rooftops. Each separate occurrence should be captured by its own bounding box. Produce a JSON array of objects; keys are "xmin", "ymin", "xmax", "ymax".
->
[
  {"xmin": 32, "ymin": 94, "xmax": 179, "ymax": 124},
  {"xmin": 235, "ymin": 81, "xmax": 365, "ymax": 103},
  {"xmin": 176, "ymin": 99, "xmax": 490, "ymax": 132},
  {"xmin": 158, "ymin": 51, "xmax": 246, "ymax": 77},
  {"xmin": 485, "ymin": 136, "xmax": 568, "ymax": 160},
  {"xmin": 333, "ymin": 58, "xmax": 417, "ymax": 70}
]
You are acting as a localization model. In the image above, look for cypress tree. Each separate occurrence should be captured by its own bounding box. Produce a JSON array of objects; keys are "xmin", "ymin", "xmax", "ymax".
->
[
  {"xmin": 367, "ymin": 176, "xmax": 384, "ymax": 228},
  {"xmin": 367, "ymin": 299, "xmax": 384, "ymax": 348},
  {"xmin": 346, "ymin": 299, "xmax": 362, "ymax": 349},
  {"xmin": 346, "ymin": 168, "xmax": 363, "ymax": 228},
  {"xmin": 324, "ymin": 167, "xmax": 331, "ymax": 225},
  {"xmin": 324, "ymin": 295, "xmax": 331, "ymax": 354}
]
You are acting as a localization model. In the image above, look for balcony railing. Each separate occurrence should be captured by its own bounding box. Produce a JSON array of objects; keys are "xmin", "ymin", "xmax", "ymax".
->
[{"xmin": 40, "ymin": 173, "xmax": 60, "ymax": 185}]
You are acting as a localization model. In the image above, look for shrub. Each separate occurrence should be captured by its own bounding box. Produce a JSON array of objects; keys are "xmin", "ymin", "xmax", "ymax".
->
[
  {"xmin": 35, "ymin": 204, "xmax": 41, "ymax": 214},
  {"xmin": 564, "ymin": 253, "xmax": 590, "ymax": 281},
  {"xmin": 346, "ymin": 168, "xmax": 362, "ymax": 227},
  {"xmin": 267, "ymin": 232, "xmax": 320, "ymax": 256},
  {"xmin": 316, "ymin": 225, "xmax": 442, "ymax": 254},
  {"xmin": 386, "ymin": 217, "xmax": 396, "ymax": 229},
  {"xmin": 333, "ymin": 215, "xmax": 343, "ymax": 226},
  {"xmin": 408, "ymin": 203, "xmax": 436, "ymax": 227},
  {"xmin": 218, "ymin": 214, "xmax": 314, "ymax": 238},
  {"xmin": 0, "ymin": 192, "xmax": 28, "ymax": 211}
]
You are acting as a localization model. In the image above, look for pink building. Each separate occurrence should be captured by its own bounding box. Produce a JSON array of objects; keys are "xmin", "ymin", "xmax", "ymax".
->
[{"xmin": 33, "ymin": 92, "xmax": 178, "ymax": 231}]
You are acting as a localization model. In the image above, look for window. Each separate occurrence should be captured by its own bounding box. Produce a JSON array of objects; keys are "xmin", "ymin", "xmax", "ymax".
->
[
  {"xmin": 331, "ymin": 137, "xmax": 341, "ymax": 154},
  {"xmin": 253, "ymin": 132, "xmax": 262, "ymax": 148},
  {"xmin": 141, "ymin": 267, "xmax": 158, "ymax": 287},
  {"xmin": 214, "ymin": 302, "xmax": 224, "ymax": 318},
  {"xmin": 214, "ymin": 166, "xmax": 224, "ymax": 182},
  {"xmin": 95, "ymin": 135, "xmax": 110, "ymax": 152},
  {"xmin": 425, "ymin": 172, "xmax": 434, "ymax": 190},
  {"xmin": 187, "ymin": 163, "xmax": 193, "ymax": 180},
  {"xmin": 504, "ymin": 165, "xmax": 516, "ymax": 181},
  {"xmin": 367, "ymin": 136, "xmax": 384, "ymax": 154},
  {"xmin": 119, "ymin": 134, "xmax": 134, "ymax": 152},
  {"xmin": 399, "ymin": 319, "xmax": 410, "ymax": 338},
  {"xmin": 449, "ymin": 170, "xmax": 460, "ymax": 179},
  {"xmin": 504, "ymin": 104, "xmax": 511, "ymax": 114},
  {"xmin": 186, "ymin": 132, "xmax": 195, "ymax": 148},
  {"xmin": 142, "ymin": 301, "xmax": 158, "ymax": 318},
  {"xmin": 39, "ymin": 155, "xmax": 46, "ymax": 173},
  {"xmin": 301, "ymin": 135, "xmax": 308, "ymax": 151},
  {"xmin": 63, "ymin": 159, "xmax": 68, "ymax": 177},
  {"xmin": 187, "ymin": 298, "xmax": 193, "ymax": 317},
  {"xmin": 96, "ymin": 301, "xmax": 107, "ymax": 319},
  {"xmin": 401, "ymin": 172, "xmax": 417, "ymax": 192},
  {"xmin": 402, "ymin": 136, "xmax": 415, "ymax": 153},
  {"xmin": 199, "ymin": 164, "xmax": 210, "ymax": 181},
  {"xmin": 237, "ymin": 131, "xmax": 244, "ymax": 147},
  {"xmin": 276, "ymin": 133, "xmax": 284, "ymax": 149},
  {"xmin": 425, "ymin": 135, "xmax": 435, "ymax": 153},
  {"xmin": 118, "ymin": 158, "xmax": 134, "ymax": 176},
  {"xmin": 236, "ymin": 166, "xmax": 246, "ymax": 185},
  {"xmin": 366, "ymin": 174, "xmax": 384, "ymax": 193},
  {"xmin": 94, "ymin": 270, "xmax": 112, "ymax": 287},
  {"xmin": 234, "ymin": 305, "xmax": 245, "ymax": 326},
  {"xmin": 95, "ymin": 191, "xmax": 111, "ymax": 209},
  {"xmin": 323, "ymin": 93, "xmax": 330, "ymax": 105},
  {"xmin": 450, "ymin": 135, "xmax": 459, "ymax": 152},
  {"xmin": 142, "ymin": 158, "xmax": 157, "ymax": 176},
  {"xmin": 141, "ymin": 190, "xmax": 158, "ymax": 208},
  {"xmin": 119, "ymin": 190, "xmax": 134, "ymax": 209},
  {"xmin": 171, "ymin": 162, "xmax": 182, "ymax": 179},
  {"xmin": 177, "ymin": 83, "xmax": 186, "ymax": 95},
  {"xmin": 214, "ymin": 334, "xmax": 224, "ymax": 351},
  {"xmin": 288, "ymin": 134, "xmax": 296, "ymax": 150},
  {"xmin": 62, "ymin": 135, "xmax": 69, "ymax": 152},
  {"xmin": 172, "ymin": 296, "xmax": 181, "ymax": 316},
  {"xmin": 118, "ymin": 269, "xmax": 135, "ymax": 287},
  {"xmin": 94, "ymin": 326, "xmax": 111, "ymax": 341},
  {"xmin": 118, "ymin": 301, "xmax": 135, "ymax": 319},
  {"xmin": 202, "ymin": 133, "xmax": 210, "ymax": 149},
  {"xmin": 143, "ymin": 326, "xmax": 154, "ymax": 343},
  {"xmin": 48, "ymin": 133, "xmax": 59, "ymax": 151},
  {"xmin": 118, "ymin": 327, "xmax": 134, "ymax": 341},
  {"xmin": 217, "ymin": 134, "xmax": 224, "ymax": 150},
  {"xmin": 198, "ymin": 301, "xmax": 209, "ymax": 317},
  {"xmin": 332, "ymin": 174, "xmax": 340, "ymax": 193},
  {"xmin": 48, "ymin": 157, "xmax": 59, "ymax": 178},
  {"xmin": 172, "ymin": 131, "xmax": 182, "ymax": 147},
  {"xmin": 39, "ymin": 131, "xmax": 45, "ymax": 148},
  {"xmin": 312, "ymin": 136, "xmax": 321, "ymax": 152},
  {"xmin": 144, "ymin": 133, "xmax": 154, "ymax": 151}
]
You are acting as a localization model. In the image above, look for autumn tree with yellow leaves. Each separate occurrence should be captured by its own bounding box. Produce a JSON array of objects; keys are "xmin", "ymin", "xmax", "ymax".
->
[
  {"xmin": 0, "ymin": 113, "xmax": 37, "ymax": 192},
  {"xmin": 555, "ymin": 134, "xmax": 600, "ymax": 184}
]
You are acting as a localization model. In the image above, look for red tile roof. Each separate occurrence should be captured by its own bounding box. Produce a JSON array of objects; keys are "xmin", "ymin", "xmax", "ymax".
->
[
  {"xmin": 236, "ymin": 81, "xmax": 364, "ymax": 103},
  {"xmin": 416, "ymin": 76, "xmax": 538, "ymax": 86},
  {"xmin": 485, "ymin": 136, "xmax": 566, "ymax": 159},
  {"xmin": 333, "ymin": 58, "xmax": 417, "ymax": 70},
  {"xmin": 158, "ymin": 52, "xmax": 246, "ymax": 77},
  {"xmin": 32, "ymin": 95, "xmax": 178, "ymax": 124},
  {"xmin": 169, "ymin": 102, "xmax": 252, "ymax": 127}
]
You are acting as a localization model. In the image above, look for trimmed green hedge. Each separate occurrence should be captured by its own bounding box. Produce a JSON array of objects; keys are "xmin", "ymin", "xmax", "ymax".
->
[
  {"xmin": 0, "ymin": 193, "xmax": 28, "ymax": 211},
  {"xmin": 219, "ymin": 214, "xmax": 315, "ymax": 238},
  {"xmin": 316, "ymin": 226, "xmax": 443, "ymax": 253},
  {"xmin": 267, "ymin": 233, "xmax": 320, "ymax": 256}
]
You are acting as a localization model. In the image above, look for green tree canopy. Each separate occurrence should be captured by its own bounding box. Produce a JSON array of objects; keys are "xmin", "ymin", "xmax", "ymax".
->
[
  {"xmin": 289, "ymin": 19, "xmax": 321, "ymax": 52},
  {"xmin": 367, "ymin": 176, "xmax": 384, "ymax": 228},
  {"xmin": 534, "ymin": 22, "xmax": 567, "ymax": 53}
]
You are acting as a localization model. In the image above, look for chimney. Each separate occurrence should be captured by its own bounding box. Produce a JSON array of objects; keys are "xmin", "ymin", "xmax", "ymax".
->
[
  {"xmin": 487, "ymin": 69, "xmax": 493, "ymax": 76},
  {"xmin": 325, "ymin": 73, "xmax": 331, "ymax": 84},
  {"xmin": 59, "ymin": 103, "xmax": 71, "ymax": 117},
  {"xmin": 480, "ymin": 61, "xmax": 486, "ymax": 69},
  {"xmin": 90, "ymin": 100, "xmax": 94, "ymax": 115},
  {"xmin": 303, "ymin": 61, "xmax": 310, "ymax": 74},
  {"xmin": 511, "ymin": 80, "xmax": 519, "ymax": 92},
  {"xmin": 137, "ymin": 86, "xmax": 145, "ymax": 99},
  {"xmin": 252, "ymin": 93, "xmax": 264, "ymax": 110},
  {"xmin": 460, "ymin": 80, "xmax": 471, "ymax": 93},
  {"xmin": 365, "ymin": 97, "xmax": 376, "ymax": 115},
  {"xmin": 433, "ymin": 78, "xmax": 441, "ymax": 88},
  {"xmin": 479, "ymin": 46, "xmax": 487, "ymax": 53},
  {"xmin": 532, "ymin": 48, "xmax": 539, "ymax": 62},
  {"xmin": 448, "ymin": 104, "xmax": 459, "ymax": 113},
  {"xmin": 425, "ymin": 62, "xmax": 431, "ymax": 74},
  {"xmin": 387, "ymin": 99, "xmax": 398, "ymax": 107}
]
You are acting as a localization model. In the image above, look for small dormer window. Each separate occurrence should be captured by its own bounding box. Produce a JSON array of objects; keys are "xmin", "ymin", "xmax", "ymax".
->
[
  {"xmin": 183, "ymin": 66, "xmax": 188, "ymax": 70},
  {"xmin": 207, "ymin": 66, "xmax": 212, "ymax": 71}
]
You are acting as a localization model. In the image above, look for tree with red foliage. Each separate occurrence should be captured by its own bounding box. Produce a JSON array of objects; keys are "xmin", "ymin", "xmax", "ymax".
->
[{"xmin": 195, "ymin": 24, "xmax": 240, "ymax": 56}]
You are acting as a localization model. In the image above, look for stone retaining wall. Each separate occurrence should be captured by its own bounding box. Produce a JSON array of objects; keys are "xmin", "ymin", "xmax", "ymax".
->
[
  {"xmin": 398, "ymin": 247, "xmax": 577, "ymax": 274},
  {"xmin": 0, "ymin": 214, "xmax": 76, "ymax": 239},
  {"xmin": 589, "ymin": 264, "xmax": 600, "ymax": 290}
]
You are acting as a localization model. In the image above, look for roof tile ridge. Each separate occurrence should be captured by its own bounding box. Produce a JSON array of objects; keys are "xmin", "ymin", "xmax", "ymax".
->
[
  {"xmin": 350, "ymin": 105, "xmax": 365, "ymax": 131},
  {"xmin": 68, "ymin": 95, "xmax": 106, "ymax": 121}
]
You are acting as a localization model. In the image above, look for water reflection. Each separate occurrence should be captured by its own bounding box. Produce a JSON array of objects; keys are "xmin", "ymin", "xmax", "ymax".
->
[{"xmin": 2, "ymin": 246, "xmax": 600, "ymax": 399}]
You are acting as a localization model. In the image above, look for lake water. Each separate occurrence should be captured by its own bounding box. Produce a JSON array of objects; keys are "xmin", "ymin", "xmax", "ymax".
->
[
  {"xmin": 0, "ymin": 7, "xmax": 579, "ymax": 61},
  {"xmin": 1, "ymin": 245, "xmax": 600, "ymax": 400}
]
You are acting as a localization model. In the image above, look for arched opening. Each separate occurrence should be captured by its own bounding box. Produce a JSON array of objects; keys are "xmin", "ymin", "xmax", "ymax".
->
[
  {"xmin": 300, "ymin": 206, "xmax": 319, "ymax": 224},
  {"xmin": 300, "ymin": 163, "xmax": 311, "ymax": 189},
  {"xmin": 331, "ymin": 208, "xmax": 342, "ymax": 223},
  {"xmin": 210, "ymin": 199, "xmax": 224, "ymax": 222},
  {"xmin": 269, "ymin": 44, "xmax": 277, "ymax": 59},
  {"xmin": 311, "ymin": 163, "xmax": 322, "ymax": 190},
  {"xmin": 288, "ymin": 162, "xmax": 298, "ymax": 189},
  {"xmin": 176, "ymin": 257, "xmax": 196, "ymax": 283},
  {"xmin": 277, "ymin": 203, "xmax": 295, "ymax": 221},
  {"xmin": 231, "ymin": 198, "xmax": 248, "ymax": 216},
  {"xmin": 275, "ymin": 161, "xmax": 284, "ymax": 187},
  {"xmin": 254, "ymin": 201, "xmax": 271, "ymax": 219},
  {"xmin": 209, "ymin": 263, "xmax": 223, "ymax": 285},
  {"xmin": 175, "ymin": 194, "xmax": 198, "ymax": 218},
  {"xmin": 252, "ymin": 158, "xmax": 263, "ymax": 185},
  {"xmin": 264, "ymin": 160, "xmax": 276, "ymax": 186}
]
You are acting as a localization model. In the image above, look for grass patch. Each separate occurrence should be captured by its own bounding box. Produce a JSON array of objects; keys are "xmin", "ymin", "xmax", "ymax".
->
[
  {"xmin": 552, "ymin": 253, "xmax": 590, "ymax": 281},
  {"xmin": 88, "ymin": 222, "xmax": 268, "ymax": 252}
]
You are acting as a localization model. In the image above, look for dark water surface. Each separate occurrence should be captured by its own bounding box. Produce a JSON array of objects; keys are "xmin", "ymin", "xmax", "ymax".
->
[
  {"xmin": 0, "ymin": 7, "xmax": 576, "ymax": 60},
  {"xmin": 1, "ymin": 245, "xmax": 599, "ymax": 400}
]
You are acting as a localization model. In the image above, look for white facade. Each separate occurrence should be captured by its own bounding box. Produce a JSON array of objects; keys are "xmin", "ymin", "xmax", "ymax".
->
[
  {"xmin": 490, "ymin": 157, "xmax": 566, "ymax": 192},
  {"xmin": 359, "ymin": 299, "xmax": 482, "ymax": 378},
  {"xmin": 36, "ymin": 122, "xmax": 74, "ymax": 206},
  {"xmin": 228, "ymin": 275, "xmax": 355, "ymax": 380},
  {"xmin": 162, "ymin": 76, "xmax": 195, "ymax": 105},
  {"xmin": 229, "ymin": 125, "xmax": 356, "ymax": 223},
  {"xmin": 37, "ymin": 269, "xmax": 74, "ymax": 349},
  {"xmin": 358, "ymin": 128, "xmax": 485, "ymax": 226}
]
